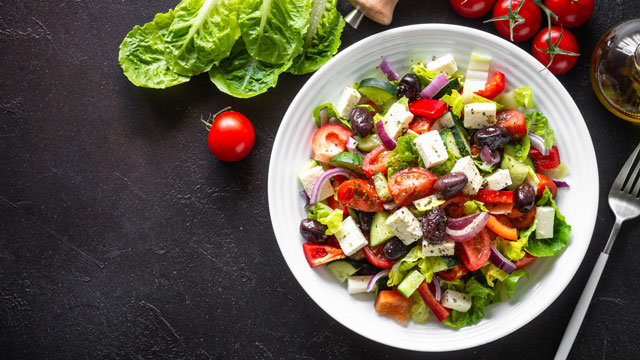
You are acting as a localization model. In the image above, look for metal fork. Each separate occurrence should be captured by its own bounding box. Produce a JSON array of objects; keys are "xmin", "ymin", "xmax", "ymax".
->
[{"xmin": 555, "ymin": 142, "xmax": 640, "ymax": 360}]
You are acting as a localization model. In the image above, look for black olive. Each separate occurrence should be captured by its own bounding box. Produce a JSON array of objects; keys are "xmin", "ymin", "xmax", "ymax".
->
[
  {"xmin": 514, "ymin": 183, "xmax": 536, "ymax": 213},
  {"xmin": 421, "ymin": 207, "xmax": 447, "ymax": 243},
  {"xmin": 434, "ymin": 172, "xmax": 468, "ymax": 199},
  {"xmin": 299, "ymin": 219, "xmax": 328, "ymax": 244},
  {"xmin": 356, "ymin": 261, "xmax": 381, "ymax": 276},
  {"xmin": 397, "ymin": 73, "xmax": 422, "ymax": 101},
  {"xmin": 357, "ymin": 211, "xmax": 374, "ymax": 232},
  {"xmin": 383, "ymin": 238, "xmax": 409, "ymax": 260},
  {"xmin": 349, "ymin": 107, "xmax": 374, "ymax": 138},
  {"xmin": 473, "ymin": 125, "xmax": 511, "ymax": 151}
]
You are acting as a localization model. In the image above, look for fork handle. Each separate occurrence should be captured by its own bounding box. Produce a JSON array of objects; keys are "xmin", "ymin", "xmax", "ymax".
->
[{"xmin": 554, "ymin": 252, "xmax": 609, "ymax": 360}]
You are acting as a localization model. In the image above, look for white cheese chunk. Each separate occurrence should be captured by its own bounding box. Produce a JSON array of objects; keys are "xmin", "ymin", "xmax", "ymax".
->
[
  {"xmin": 442, "ymin": 290, "xmax": 472, "ymax": 312},
  {"xmin": 422, "ymin": 238, "xmax": 455, "ymax": 256},
  {"xmin": 436, "ymin": 111, "xmax": 455, "ymax": 129},
  {"xmin": 426, "ymin": 54, "xmax": 458, "ymax": 76},
  {"xmin": 461, "ymin": 80, "xmax": 487, "ymax": 105},
  {"xmin": 484, "ymin": 169, "xmax": 513, "ymax": 191},
  {"xmin": 347, "ymin": 275, "xmax": 374, "ymax": 294},
  {"xmin": 463, "ymin": 102, "xmax": 497, "ymax": 129},
  {"xmin": 335, "ymin": 217, "xmax": 368, "ymax": 256},
  {"xmin": 451, "ymin": 156, "xmax": 483, "ymax": 195},
  {"xmin": 535, "ymin": 206, "xmax": 555, "ymax": 239},
  {"xmin": 382, "ymin": 102, "xmax": 414, "ymax": 139},
  {"xmin": 348, "ymin": 248, "xmax": 365, "ymax": 261},
  {"xmin": 385, "ymin": 207, "xmax": 422, "ymax": 246},
  {"xmin": 298, "ymin": 166, "xmax": 334, "ymax": 201},
  {"xmin": 413, "ymin": 130, "xmax": 449, "ymax": 168},
  {"xmin": 336, "ymin": 87, "xmax": 361, "ymax": 119}
]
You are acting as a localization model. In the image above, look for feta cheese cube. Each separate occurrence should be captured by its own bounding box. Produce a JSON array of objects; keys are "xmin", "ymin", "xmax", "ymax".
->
[
  {"xmin": 484, "ymin": 169, "xmax": 513, "ymax": 190},
  {"xmin": 383, "ymin": 102, "xmax": 414, "ymax": 139},
  {"xmin": 451, "ymin": 156, "xmax": 483, "ymax": 195},
  {"xmin": 385, "ymin": 207, "xmax": 422, "ymax": 245},
  {"xmin": 426, "ymin": 54, "xmax": 458, "ymax": 76},
  {"xmin": 463, "ymin": 102, "xmax": 497, "ymax": 129},
  {"xmin": 348, "ymin": 249, "xmax": 365, "ymax": 261},
  {"xmin": 335, "ymin": 217, "xmax": 368, "ymax": 256},
  {"xmin": 347, "ymin": 275, "xmax": 374, "ymax": 294},
  {"xmin": 436, "ymin": 112, "xmax": 455, "ymax": 129},
  {"xmin": 336, "ymin": 87, "xmax": 361, "ymax": 119},
  {"xmin": 413, "ymin": 130, "xmax": 449, "ymax": 168},
  {"xmin": 298, "ymin": 166, "xmax": 334, "ymax": 201},
  {"xmin": 535, "ymin": 206, "xmax": 555, "ymax": 239},
  {"xmin": 442, "ymin": 290, "xmax": 472, "ymax": 312},
  {"xmin": 422, "ymin": 238, "xmax": 455, "ymax": 256}
]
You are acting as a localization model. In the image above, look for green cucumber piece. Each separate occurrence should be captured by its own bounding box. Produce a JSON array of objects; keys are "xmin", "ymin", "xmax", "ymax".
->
[
  {"xmin": 327, "ymin": 260, "xmax": 360, "ymax": 283},
  {"xmin": 431, "ymin": 257, "xmax": 450, "ymax": 273},
  {"xmin": 434, "ymin": 78, "xmax": 462, "ymax": 99},
  {"xmin": 442, "ymin": 255, "xmax": 461, "ymax": 268},
  {"xmin": 451, "ymin": 124, "xmax": 471, "ymax": 157},
  {"xmin": 329, "ymin": 152, "xmax": 363, "ymax": 173},
  {"xmin": 442, "ymin": 129, "xmax": 462, "ymax": 159},
  {"xmin": 370, "ymin": 211, "xmax": 394, "ymax": 246},
  {"xmin": 541, "ymin": 161, "xmax": 569, "ymax": 179},
  {"xmin": 398, "ymin": 270, "xmax": 425, "ymax": 298},
  {"xmin": 503, "ymin": 145, "xmax": 535, "ymax": 170},
  {"xmin": 297, "ymin": 158, "xmax": 319, "ymax": 181},
  {"xmin": 501, "ymin": 154, "xmax": 531, "ymax": 189},
  {"xmin": 357, "ymin": 78, "xmax": 397, "ymax": 104},
  {"xmin": 372, "ymin": 173, "xmax": 393, "ymax": 202},
  {"xmin": 355, "ymin": 134, "xmax": 382, "ymax": 152}
]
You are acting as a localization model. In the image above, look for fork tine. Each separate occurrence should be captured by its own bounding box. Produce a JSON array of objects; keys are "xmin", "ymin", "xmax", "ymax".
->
[
  {"xmin": 624, "ymin": 147, "xmax": 640, "ymax": 194},
  {"xmin": 614, "ymin": 142, "xmax": 640, "ymax": 192}
]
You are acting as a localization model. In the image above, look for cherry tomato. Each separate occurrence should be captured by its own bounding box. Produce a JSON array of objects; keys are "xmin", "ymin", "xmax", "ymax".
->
[
  {"xmin": 408, "ymin": 117, "xmax": 434, "ymax": 135},
  {"xmin": 535, "ymin": 173, "xmax": 558, "ymax": 199},
  {"xmin": 496, "ymin": 109, "xmax": 527, "ymax": 140},
  {"xmin": 312, "ymin": 123, "xmax": 352, "ymax": 163},
  {"xmin": 544, "ymin": 0, "xmax": 594, "ymax": 28},
  {"xmin": 450, "ymin": 0, "xmax": 496, "ymax": 18},
  {"xmin": 362, "ymin": 145, "xmax": 391, "ymax": 178},
  {"xmin": 327, "ymin": 196, "xmax": 349, "ymax": 216},
  {"xmin": 336, "ymin": 179, "xmax": 384, "ymax": 212},
  {"xmin": 302, "ymin": 243, "xmax": 346, "ymax": 268},
  {"xmin": 532, "ymin": 26, "xmax": 579, "ymax": 75},
  {"xmin": 474, "ymin": 71, "xmax": 506, "ymax": 99},
  {"xmin": 513, "ymin": 252, "xmax": 537, "ymax": 269},
  {"xmin": 507, "ymin": 205, "xmax": 537, "ymax": 229},
  {"xmin": 363, "ymin": 245, "xmax": 394, "ymax": 269},
  {"xmin": 458, "ymin": 228, "xmax": 491, "ymax": 271},
  {"xmin": 388, "ymin": 167, "xmax": 438, "ymax": 207},
  {"xmin": 207, "ymin": 111, "xmax": 255, "ymax": 162},
  {"xmin": 437, "ymin": 265, "xmax": 468, "ymax": 281},
  {"xmin": 491, "ymin": 0, "xmax": 541, "ymax": 42},
  {"xmin": 529, "ymin": 145, "xmax": 561, "ymax": 171}
]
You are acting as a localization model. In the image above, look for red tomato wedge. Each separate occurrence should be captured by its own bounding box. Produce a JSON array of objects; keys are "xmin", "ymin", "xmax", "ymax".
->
[
  {"xmin": 408, "ymin": 117, "xmax": 435, "ymax": 135},
  {"xmin": 513, "ymin": 252, "xmax": 537, "ymax": 269},
  {"xmin": 363, "ymin": 245, "xmax": 394, "ymax": 269},
  {"xmin": 486, "ymin": 215, "xmax": 518, "ymax": 240},
  {"xmin": 362, "ymin": 145, "xmax": 391, "ymax": 178},
  {"xmin": 437, "ymin": 265, "xmax": 468, "ymax": 282},
  {"xmin": 302, "ymin": 243, "xmax": 346, "ymax": 268},
  {"xmin": 474, "ymin": 71, "xmax": 506, "ymax": 100},
  {"xmin": 374, "ymin": 290, "xmax": 410, "ymax": 324},
  {"xmin": 529, "ymin": 146, "xmax": 561, "ymax": 171},
  {"xmin": 458, "ymin": 228, "xmax": 491, "ymax": 271},
  {"xmin": 535, "ymin": 173, "xmax": 558, "ymax": 199},
  {"xmin": 417, "ymin": 281, "xmax": 450, "ymax": 322},
  {"xmin": 408, "ymin": 99, "xmax": 448, "ymax": 118},
  {"xmin": 336, "ymin": 179, "xmax": 384, "ymax": 212},
  {"xmin": 388, "ymin": 167, "xmax": 438, "ymax": 207},
  {"xmin": 496, "ymin": 109, "xmax": 527, "ymax": 140},
  {"xmin": 474, "ymin": 190, "xmax": 514, "ymax": 204},
  {"xmin": 442, "ymin": 193, "xmax": 468, "ymax": 218},
  {"xmin": 507, "ymin": 205, "xmax": 537, "ymax": 229},
  {"xmin": 312, "ymin": 123, "xmax": 352, "ymax": 163}
]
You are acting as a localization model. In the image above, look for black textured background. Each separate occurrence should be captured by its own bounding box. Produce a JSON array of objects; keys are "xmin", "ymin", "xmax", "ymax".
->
[{"xmin": 2, "ymin": 0, "xmax": 640, "ymax": 359}]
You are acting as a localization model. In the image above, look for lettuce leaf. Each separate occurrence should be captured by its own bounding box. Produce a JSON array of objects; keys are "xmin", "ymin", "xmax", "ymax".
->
[
  {"xmin": 470, "ymin": 94, "xmax": 506, "ymax": 111},
  {"xmin": 119, "ymin": 11, "xmax": 191, "ymax": 89},
  {"xmin": 409, "ymin": 292, "xmax": 429, "ymax": 323},
  {"xmin": 386, "ymin": 136, "xmax": 424, "ymax": 177},
  {"xmin": 410, "ymin": 61, "xmax": 437, "ymax": 85},
  {"xmin": 503, "ymin": 269, "xmax": 529, "ymax": 298},
  {"xmin": 501, "ymin": 224, "xmax": 533, "ymax": 261},
  {"xmin": 481, "ymin": 263, "xmax": 509, "ymax": 287},
  {"xmin": 388, "ymin": 245, "xmax": 424, "ymax": 286},
  {"xmin": 440, "ymin": 89, "xmax": 464, "ymax": 117},
  {"xmin": 239, "ymin": 0, "xmax": 313, "ymax": 64},
  {"xmin": 288, "ymin": 0, "xmax": 344, "ymax": 75},
  {"xmin": 307, "ymin": 202, "xmax": 343, "ymax": 235},
  {"xmin": 463, "ymin": 200, "xmax": 488, "ymax": 215},
  {"xmin": 413, "ymin": 195, "xmax": 446, "ymax": 212},
  {"xmin": 524, "ymin": 188, "xmax": 571, "ymax": 257},
  {"xmin": 513, "ymin": 87, "xmax": 535, "ymax": 108},
  {"xmin": 209, "ymin": 41, "xmax": 292, "ymax": 98},
  {"xmin": 311, "ymin": 102, "xmax": 351, "ymax": 130},
  {"xmin": 526, "ymin": 111, "xmax": 555, "ymax": 148},
  {"xmin": 443, "ymin": 279, "xmax": 494, "ymax": 328},
  {"xmin": 164, "ymin": 0, "xmax": 241, "ymax": 76}
]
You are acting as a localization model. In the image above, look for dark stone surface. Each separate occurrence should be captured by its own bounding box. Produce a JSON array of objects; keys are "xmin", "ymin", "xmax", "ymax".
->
[{"xmin": 1, "ymin": 0, "xmax": 640, "ymax": 358}]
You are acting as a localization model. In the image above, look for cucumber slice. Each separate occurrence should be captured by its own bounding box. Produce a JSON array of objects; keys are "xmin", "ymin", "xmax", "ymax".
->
[
  {"xmin": 501, "ymin": 154, "xmax": 531, "ymax": 189},
  {"xmin": 451, "ymin": 121, "xmax": 472, "ymax": 157},
  {"xmin": 541, "ymin": 161, "xmax": 569, "ymax": 179},
  {"xmin": 372, "ymin": 173, "xmax": 393, "ymax": 202},
  {"xmin": 329, "ymin": 152, "xmax": 363, "ymax": 173},
  {"xmin": 398, "ymin": 270, "xmax": 425, "ymax": 298},
  {"xmin": 370, "ymin": 211, "xmax": 394, "ymax": 246},
  {"xmin": 327, "ymin": 260, "xmax": 360, "ymax": 283},
  {"xmin": 442, "ymin": 255, "xmax": 461, "ymax": 268},
  {"xmin": 431, "ymin": 257, "xmax": 450, "ymax": 273},
  {"xmin": 503, "ymin": 145, "xmax": 535, "ymax": 170},
  {"xmin": 434, "ymin": 78, "xmax": 462, "ymax": 99},
  {"xmin": 355, "ymin": 134, "xmax": 382, "ymax": 152},
  {"xmin": 357, "ymin": 78, "xmax": 397, "ymax": 104},
  {"xmin": 442, "ymin": 129, "xmax": 462, "ymax": 159}
]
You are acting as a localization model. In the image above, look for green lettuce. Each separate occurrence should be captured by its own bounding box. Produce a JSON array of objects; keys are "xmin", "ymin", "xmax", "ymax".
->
[
  {"xmin": 238, "ymin": 0, "xmax": 313, "ymax": 64},
  {"xmin": 470, "ymin": 94, "xmax": 506, "ymax": 111},
  {"xmin": 463, "ymin": 200, "xmax": 489, "ymax": 215},
  {"xmin": 413, "ymin": 195, "xmax": 446, "ymax": 212},
  {"xmin": 503, "ymin": 269, "xmax": 529, "ymax": 299},
  {"xmin": 209, "ymin": 41, "xmax": 292, "ymax": 98},
  {"xmin": 527, "ymin": 111, "xmax": 555, "ymax": 148},
  {"xmin": 524, "ymin": 188, "xmax": 571, "ymax": 257},
  {"xmin": 443, "ymin": 279, "xmax": 494, "ymax": 328},
  {"xmin": 311, "ymin": 102, "xmax": 351, "ymax": 130},
  {"xmin": 410, "ymin": 61, "xmax": 437, "ymax": 85},
  {"xmin": 388, "ymin": 245, "xmax": 424, "ymax": 286},
  {"xmin": 409, "ymin": 292, "xmax": 429, "ymax": 323},
  {"xmin": 386, "ymin": 136, "xmax": 424, "ymax": 177},
  {"xmin": 288, "ymin": 0, "xmax": 344, "ymax": 75},
  {"xmin": 119, "ymin": 11, "xmax": 191, "ymax": 89},
  {"xmin": 513, "ymin": 87, "xmax": 535, "ymax": 108},
  {"xmin": 164, "ymin": 0, "xmax": 241, "ymax": 76},
  {"xmin": 440, "ymin": 89, "xmax": 464, "ymax": 117},
  {"xmin": 482, "ymin": 263, "xmax": 509, "ymax": 287},
  {"xmin": 307, "ymin": 202, "xmax": 343, "ymax": 235}
]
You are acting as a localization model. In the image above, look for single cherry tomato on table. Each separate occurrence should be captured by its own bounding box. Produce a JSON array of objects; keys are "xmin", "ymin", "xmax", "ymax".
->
[
  {"xmin": 363, "ymin": 245, "xmax": 394, "ymax": 269},
  {"xmin": 336, "ymin": 179, "xmax": 385, "ymax": 212},
  {"xmin": 205, "ymin": 109, "xmax": 255, "ymax": 162},
  {"xmin": 496, "ymin": 109, "xmax": 527, "ymax": 140},
  {"xmin": 489, "ymin": 0, "xmax": 541, "ymax": 42},
  {"xmin": 450, "ymin": 0, "xmax": 496, "ymax": 18},
  {"xmin": 362, "ymin": 145, "xmax": 391, "ymax": 178},
  {"xmin": 532, "ymin": 26, "xmax": 580, "ymax": 75},
  {"xmin": 388, "ymin": 167, "xmax": 438, "ymax": 207},
  {"xmin": 474, "ymin": 71, "xmax": 506, "ymax": 99},
  {"xmin": 458, "ymin": 228, "xmax": 492, "ymax": 271},
  {"xmin": 544, "ymin": 0, "xmax": 594, "ymax": 28}
]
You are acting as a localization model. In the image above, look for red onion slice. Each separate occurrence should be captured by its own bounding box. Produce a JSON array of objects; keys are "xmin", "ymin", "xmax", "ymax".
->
[
  {"xmin": 420, "ymin": 74, "xmax": 449, "ymax": 99},
  {"xmin": 309, "ymin": 168, "xmax": 358, "ymax": 204},
  {"xmin": 489, "ymin": 244, "xmax": 516, "ymax": 274},
  {"xmin": 445, "ymin": 212, "xmax": 490, "ymax": 242},
  {"xmin": 375, "ymin": 120, "xmax": 397, "ymax": 150},
  {"xmin": 446, "ymin": 212, "xmax": 482, "ymax": 231},
  {"xmin": 528, "ymin": 132, "xmax": 550, "ymax": 156},
  {"xmin": 379, "ymin": 58, "xmax": 399, "ymax": 81},
  {"xmin": 366, "ymin": 269, "xmax": 390, "ymax": 292},
  {"xmin": 553, "ymin": 180, "xmax": 570, "ymax": 188},
  {"xmin": 480, "ymin": 145, "xmax": 501, "ymax": 165},
  {"xmin": 299, "ymin": 190, "xmax": 311, "ymax": 209},
  {"xmin": 433, "ymin": 276, "xmax": 442, "ymax": 301}
]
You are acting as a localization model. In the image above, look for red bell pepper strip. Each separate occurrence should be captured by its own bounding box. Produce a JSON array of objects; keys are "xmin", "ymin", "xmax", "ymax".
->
[
  {"xmin": 474, "ymin": 71, "xmax": 506, "ymax": 100},
  {"xmin": 417, "ymin": 281, "xmax": 450, "ymax": 322},
  {"xmin": 408, "ymin": 99, "xmax": 447, "ymax": 118},
  {"xmin": 529, "ymin": 146, "xmax": 561, "ymax": 171},
  {"xmin": 474, "ymin": 190, "xmax": 514, "ymax": 204},
  {"xmin": 302, "ymin": 243, "xmax": 346, "ymax": 268}
]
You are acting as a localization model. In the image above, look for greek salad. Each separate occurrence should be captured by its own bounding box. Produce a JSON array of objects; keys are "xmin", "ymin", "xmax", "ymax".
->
[{"xmin": 297, "ymin": 52, "xmax": 571, "ymax": 328}]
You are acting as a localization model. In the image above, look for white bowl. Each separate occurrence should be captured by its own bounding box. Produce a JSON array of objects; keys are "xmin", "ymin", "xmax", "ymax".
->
[{"xmin": 268, "ymin": 24, "xmax": 598, "ymax": 352}]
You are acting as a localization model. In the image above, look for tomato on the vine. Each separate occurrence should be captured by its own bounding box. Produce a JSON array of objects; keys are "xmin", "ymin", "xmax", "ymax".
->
[
  {"xmin": 205, "ymin": 109, "xmax": 255, "ymax": 162},
  {"xmin": 450, "ymin": 0, "xmax": 496, "ymax": 18},
  {"xmin": 544, "ymin": 0, "xmax": 594, "ymax": 28},
  {"xmin": 488, "ymin": 0, "xmax": 541, "ymax": 42},
  {"xmin": 532, "ymin": 26, "xmax": 579, "ymax": 75}
]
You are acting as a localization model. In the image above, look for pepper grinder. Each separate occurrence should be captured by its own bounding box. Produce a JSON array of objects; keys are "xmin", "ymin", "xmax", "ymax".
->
[{"xmin": 344, "ymin": 0, "xmax": 399, "ymax": 29}]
